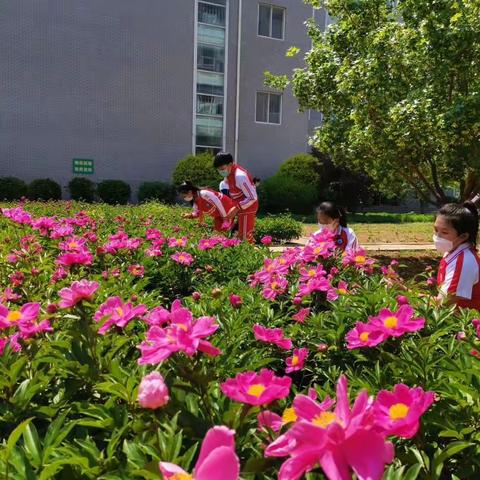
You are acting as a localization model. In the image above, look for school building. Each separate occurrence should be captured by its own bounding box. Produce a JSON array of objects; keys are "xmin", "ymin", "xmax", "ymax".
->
[{"xmin": 0, "ymin": 1, "xmax": 330, "ymax": 195}]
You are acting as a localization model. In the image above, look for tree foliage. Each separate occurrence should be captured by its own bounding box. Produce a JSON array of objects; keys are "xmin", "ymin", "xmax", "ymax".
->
[{"xmin": 281, "ymin": 0, "xmax": 480, "ymax": 204}]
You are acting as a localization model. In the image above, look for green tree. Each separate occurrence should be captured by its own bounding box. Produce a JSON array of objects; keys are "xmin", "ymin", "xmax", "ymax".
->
[{"xmin": 274, "ymin": 0, "xmax": 480, "ymax": 205}]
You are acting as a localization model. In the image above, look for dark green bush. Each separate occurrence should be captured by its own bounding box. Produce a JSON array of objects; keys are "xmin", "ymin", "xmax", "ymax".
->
[
  {"xmin": 28, "ymin": 178, "xmax": 62, "ymax": 201},
  {"xmin": 172, "ymin": 153, "xmax": 218, "ymax": 189},
  {"xmin": 138, "ymin": 181, "xmax": 176, "ymax": 204},
  {"xmin": 68, "ymin": 177, "xmax": 96, "ymax": 202},
  {"xmin": 255, "ymin": 214, "xmax": 303, "ymax": 243},
  {"xmin": 97, "ymin": 180, "xmax": 131, "ymax": 205},
  {"xmin": 278, "ymin": 153, "xmax": 322, "ymax": 187},
  {"xmin": 0, "ymin": 177, "xmax": 28, "ymax": 201},
  {"xmin": 259, "ymin": 175, "xmax": 318, "ymax": 214}
]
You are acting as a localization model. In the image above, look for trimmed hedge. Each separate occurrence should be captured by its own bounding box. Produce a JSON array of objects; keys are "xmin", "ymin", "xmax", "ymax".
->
[
  {"xmin": 28, "ymin": 178, "xmax": 62, "ymax": 201},
  {"xmin": 0, "ymin": 177, "xmax": 28, "ymax": 201},
  {"xmin": 68, "ymin": 177, "xmax": 96, "ymax": 202},
  {"xmin": 259, "ymin": 175, "xmax": 318, "ymax": 214},
  {"xmin": 97, "ymin": 180, "xmax": 131, "ymax": 205},
  {"xmin": 172, "ymin": 153, "xmax": 219, "ymax": 189},
  {"xmin": 255, "ymin": 214, "xmax": 303, "ymax": 243},
  {"xmin": 278, "ymin": 153, "xmax": 322, "ymax": 187},
  {"xmin": 138, "ymin": 181, "xmax": 176, "ymax": 204}
]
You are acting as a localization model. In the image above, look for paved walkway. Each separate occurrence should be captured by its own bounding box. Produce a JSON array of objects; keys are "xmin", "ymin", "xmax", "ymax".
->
[{"xmin": 270, "ymin": 238, "xmax": 435, "ymax": 253}]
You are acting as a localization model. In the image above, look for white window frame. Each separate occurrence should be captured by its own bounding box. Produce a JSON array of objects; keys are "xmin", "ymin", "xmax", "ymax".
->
[
  {"xmin": 255, "ymin": 91, "xmax": 282, "ymax": 125},
  {"xmin": 257, "ymin": 4, "xmax": 285, "ymax": 41}
]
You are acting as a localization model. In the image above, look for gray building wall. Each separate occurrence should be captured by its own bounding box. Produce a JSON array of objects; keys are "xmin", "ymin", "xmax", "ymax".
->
[{"xmin": 0, "ymin": 0, "xmax": 324, "ymax": 196}]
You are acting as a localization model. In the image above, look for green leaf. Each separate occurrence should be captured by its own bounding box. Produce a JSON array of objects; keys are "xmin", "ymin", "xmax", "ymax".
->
[
  {"xmin": 4, "ymin": 417, "xmax": 34, "ymax": 460},
  {"xmin": 23, "ymin": 422, "xmax": 43, "ymax": 468}
]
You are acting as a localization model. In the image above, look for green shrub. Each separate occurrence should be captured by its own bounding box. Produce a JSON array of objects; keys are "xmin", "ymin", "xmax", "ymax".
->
[
  {"xmin": 255, "ymin": 214, "xmax": 303, "ymax": 243},
  {"xmin": 138, "ymin": 181, "xmax": 176, "ymax": 204},
  {"xmin": 278, "ymin": 153, "xmax": 322, "ymax": 187},
  {"xmin": 259, "ymin": 175, "xmax": 318, "ymax": 214},
  {"xmin": 0, "ymin": 177, "xmax": 28, "ymax": 201},
  {"xmin": 28, "ymin": 178, "xmax": 62, "ymax": 201},
  {"xmin": 172, "ymin": 153, "xmax": 218, "ymax": 189},
  {"xmin": 97, "ymin": 180, "xmax": 131, "ymax": 205},
  {"xmin": 68, "ymin": 177, "xmax": 96, "ymax": 202}
]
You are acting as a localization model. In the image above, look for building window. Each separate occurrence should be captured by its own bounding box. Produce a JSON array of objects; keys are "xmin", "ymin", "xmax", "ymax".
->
[
  {"xmin": 197, "ymin": 71, "xmax": 224, "ymax": 96},
  {"xmin": 197, "ymin": 94, "xmax": 224, "ymax": 116},
  {"xmin": 196, "ymin": 115, "xmax": 223, "ymax": 147},
  {"xmin": 198, "ymin": 2, "xmax": 226, "ymax": 26},
  {"xmin": 197, "ymin": 44, "xmax": 225, "ymax": 72},
  {"xmin": 258, "ymin": 4, "xmax": 285, "ymax": 40},
  {"xmin": 256, "ymin": 92, "xmax": 282, "ymax": 124}
]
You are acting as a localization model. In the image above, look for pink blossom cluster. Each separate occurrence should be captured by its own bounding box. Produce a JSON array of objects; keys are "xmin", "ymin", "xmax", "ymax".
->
[
  {"xmin": 342, "ymin": 247, "xmax": 376, "ymax": 273},
  {"xmin": 94, "ymin": 296, "xmax": 147, "ymax": 334},
  {"xmin": 346, "ymin": 304, "xmax": 426, "ymax": 349},
  {"xmin": 101, "ymin": 230, "xmax": 143, "ymax": 255},
  {"xmin": 197, "ymin": 236, "xmax": 241, "ymax": 251},
  {"xmin": 262, "ymin": 375, "xmax": 434, "ymax": 480}
]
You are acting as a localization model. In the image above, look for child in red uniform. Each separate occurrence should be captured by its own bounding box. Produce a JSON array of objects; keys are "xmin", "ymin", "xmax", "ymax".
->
[
  {"xmin": 213, "ymin": 152, "xmax": 258, "ymax": 243},
  {"xmin": 313, "ymin": 201, "xmax": 358, "ymax": 253},
  {"xmin": 434, "ymin": 201, "xmax": 480, "ymax": 310},
  {"xmin": 178, "ymin": 181, "xmax": 236, "ymax": 232}
]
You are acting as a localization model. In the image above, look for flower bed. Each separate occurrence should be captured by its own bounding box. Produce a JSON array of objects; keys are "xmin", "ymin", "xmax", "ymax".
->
[{"xmin": 0, "ymin": 201, "xmax": 479, "ymax": 479}]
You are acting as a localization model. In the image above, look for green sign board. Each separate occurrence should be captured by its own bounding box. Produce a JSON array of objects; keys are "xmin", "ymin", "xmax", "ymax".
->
[{"xmin": 73, "ymin": 158, "xmax": 94, "ymax": 175}]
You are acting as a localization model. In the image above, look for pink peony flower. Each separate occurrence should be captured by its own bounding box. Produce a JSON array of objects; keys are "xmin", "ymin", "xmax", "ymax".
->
[
  {"xmin": 317, "ymin": 343, "xmax": 329, "ymax": 352},
  {"xmin": 292, "ymin": 308, "xmax": 310, "ymax": 324},
  {"xmin": 285, "ymin": 348, "xmax": 308, "ymax": 373},
  {"xmin": 342, "ymin": 248, "xmax": 376, "ymax": 272},
  {"xmin": 253, "ymin": 324, "xmax": 292, "ymax": 350},
  {"xmin": 159, "ymin": 426, "xmax": 240, "ymax": 480},
  {"xmin": 137, "ymin": 371, "xmax": 170, "ymax": 409},
  {"xmin": 192, "ymin": 291, "xmax": 201, "ymax": 302},
  {"xmin": 9, "ymin": 272, "xmax": 25, "ymax": 287},
  {"xmin": 59, "ymin": 236, "xmax": 88, "ymax": 252},
  {"xmin": 336, "ymin": 280, "xmax": 349, "ymax": 295},
  {"xmin": 456, "ymin": 331, "xmax": 467, "ymax": 341},
  {"xmin": 128, "ymin": 264, "xmax": 145, "ymax": 277},
  {"xmin": 265, "ymin": 375, "xmax": 394, "ymax": 480},
  {"xmin": 396, "ymin": 295, "xmax": 409, "ymax": 306},
  {"xmin": 138, "ymin": 302, "xmax": 221, "ymax": 364},
  {"xmin": 58, "ymin": 280, "xmax": 99, "ymax": 308},
  {"xmin": 0, "ymin": 288, "xmax": 21, "ymax": 303},
  {"xmin": 258, "ymin": 410, "xmax": 283, "ymax": 433},
  {"xmin": 345, "ymin": 322, "xmax": 388, "ymax": 349},
  {"xmin": 168, "ymin": 237, "xmax": 188, "ymax": 248},
  {"xmin": 171, "ymin": 251, "xmax": 193, "ymax": 266},
  {"xmin": 261, "ymin": 235, "xmax": 273, "ymax": 245},
  {"xmin": 221, "ymin": 368, "xmax": 292, "ymax": 406},
  {"xmin": 0, "ymin": 303, "xmax": 41, "ymax": 329},
  {"xmin": 262, "ymin": 277, "xmax": 289, "ymax": 300},
  {"xmin": 56, "ymin": 250, "xmax": 93, "ymax": 267},
  {"xmin": 94, "ymin": 297, "xmax": 147, "ymax": 334},
  {"xmin": 472, "ymin": 319, "xmax": 480, "ymax": 338},
  {"xmin": 370, "ymin": 305, "xmax": 425, "ymax": 338},
  {"xmin": 373, "ymin": 384, "xmax": 435, "ymax": 439},
  {"xmin": 229, "ymin": 294, "xmax": 242, "ymax": 308}
]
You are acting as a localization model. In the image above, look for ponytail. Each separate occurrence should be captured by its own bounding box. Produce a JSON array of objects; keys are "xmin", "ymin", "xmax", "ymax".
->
[{"xmin": 316, "ymin": 201, "xmax": 348, "ymax": 227}]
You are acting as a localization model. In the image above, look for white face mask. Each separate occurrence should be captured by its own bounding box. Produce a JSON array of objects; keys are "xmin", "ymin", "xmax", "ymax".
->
[
  {"xmin": 433, "ymin": 234, "xmax": 453, "ymax": 253},
  {"xmin": 318, "ymin": 222, "xmax": 337, "ymax": 233},
  {"xmin": 184, "ymin": 195, "xmax": 193, "ymax": 202}
]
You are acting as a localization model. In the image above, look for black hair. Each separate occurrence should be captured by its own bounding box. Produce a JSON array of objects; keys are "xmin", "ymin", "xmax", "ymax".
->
[
  {"xmin": 214, "ymin": 152, "xmax": 234, "ymax": 168},
  {"xmin": 316, "ymin": 201, "xmax": 348, "ymax": 227},
  {"xmin": 253, "ymin": 177, "xmax": 261, "ymax": 184},
  {"xmin": 177, "ymin": 181, "xmax": 199, "ymax": 194},
  {"xmin": 437, "ymin": 201, "xmax": 479, "ymax": 246}
]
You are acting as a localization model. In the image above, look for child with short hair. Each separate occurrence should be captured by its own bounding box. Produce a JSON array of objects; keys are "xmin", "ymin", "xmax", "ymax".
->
[
  {"xmin": 314, "ymin": 201, "xmax": 358, "ymax": 253},
  {"xmin": 434, "ymin": 200, "xmax": 480, "ymax": 309}
]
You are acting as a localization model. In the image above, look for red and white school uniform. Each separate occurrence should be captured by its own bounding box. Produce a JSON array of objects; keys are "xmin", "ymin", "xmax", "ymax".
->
[
  {"xmin": 225, "ymin": 165, "xmax": 258, "ymax": 243},
  {"xmin": 437, "ymin": 242, "xmax": 480, "ymax": 310},
  {"xmin": 313, "ymin": 226, "xmax": 358, "ymax": 253},
  {"xmin": 192, "ymin": 189, "xmax": 236, "ymax": 231}
]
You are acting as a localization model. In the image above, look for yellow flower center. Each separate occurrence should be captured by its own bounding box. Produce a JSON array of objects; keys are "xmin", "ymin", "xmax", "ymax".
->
[
  {"xmin": 308, "ymin": 269, "xmax": 316, "ymax": 277},
  {"xmin": 355, "ymin": 255, "xmax": 366, "ymax": 264},
  {"xmin": 171, "ymin": 474, "xmax": 193, "ymax": 480},
  {"xmin": 314, "ymin": 247, "xmax": 322, "ymax": 254},
  {"xmin": 384, "ymin": 316, "xmax": 398, "ymax": 329},
  {"xmin": 312, "ymin": 411, "xmax": 337, "ymax": 429},
  {"xmin": 338, "ymin": 288, "xmax": 347, "ymax": 295},
  {"xmin": 279, "ymin": 259, "xmax": 286, "ymax": 265},
  {"xmin": 291, "ymin": 355, "xmax": 299, "ymax": 366},
  {"xmin": 179, "ymin": 255, "xmax": 186, "ymax": 262},
  {"xmin": 359, "ymin": 332, "xmax": 370, "ymax": 342},
  {"xmin": 389, "ymin": 403, "xmax": 409, "ymax": 420},
  {"xmin": 6, "ymin": 311, "xmax": 22, "ymax": 322},
  {"xmin": 115, "ymin": 307, "xmax": 124, "ymax": 316},
  {"xmin": 282, "ymin": 407, "xmax": 297, "ymax": 424},
  {"xmin": 177, "ymin": 323, "xmax": 188, "ymax": 332},
  {"xmin": 247, "ymin": 384, "xmax": 266, "ymax": 398},
  {"xmin": 271, "ymin": 281, "xmax": 278, "ymax": 290},
  {"xmin": 69, "ymin": 242, "xmax": 78, "ymax": 248}
]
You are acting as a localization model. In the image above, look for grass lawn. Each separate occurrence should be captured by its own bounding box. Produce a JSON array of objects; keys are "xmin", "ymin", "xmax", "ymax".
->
[{"xmin": 303, "ymin": 222, "xmax": 433, "ymax": 244}]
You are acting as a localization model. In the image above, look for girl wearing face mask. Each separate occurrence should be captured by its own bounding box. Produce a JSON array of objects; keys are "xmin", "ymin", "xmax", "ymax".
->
[
  {"xmin": 178, "ymin": 181, "xmax": 236, "ymax": 232},
  {"xmin": 313, "ymin": 201, "xmax": 358, "ymax": 253},
  {"xmin": 435, "ymin": 200, "xmax": 480, "ymax": 309}
]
